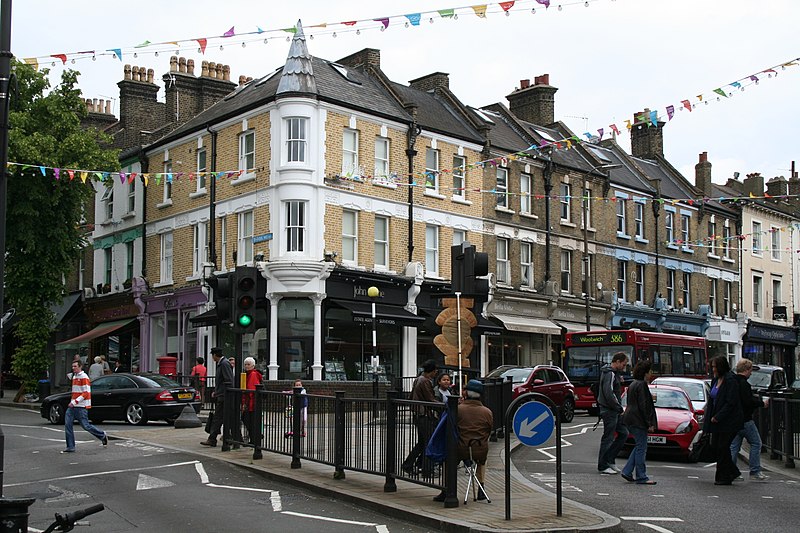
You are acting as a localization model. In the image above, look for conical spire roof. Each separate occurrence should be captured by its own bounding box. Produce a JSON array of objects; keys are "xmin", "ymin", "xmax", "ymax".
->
[{"xmin": 276, "ymin": 20, "xmax": 316, "ymax": 95}]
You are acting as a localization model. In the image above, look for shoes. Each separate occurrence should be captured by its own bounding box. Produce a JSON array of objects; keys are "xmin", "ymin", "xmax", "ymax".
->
[
  {"xmin": 476, "ymin": 489, "xmax": 488, "ymax": 501},
  {"xmin": 101, "ymin": 435, "xmax": 108, "ymax": 446},
  {"xmin": 600, "ymin": 467, "xmax": 618, "ymax": 475},
  {"xmin": 60, "ymin": 449, "xmax": 75, "ymax": 454},
  {"xmin": 735, "ymin": 475, "xmax": 744, "ymax": 481},
  {"xmin": 200, "ymin": 440, "xmax": 217, "ymax": 447},
  {"xmin": 432, "ymin": 491, "xmax": 446, "ymax": 502},
  {"xmin": 610, "ymin": 465, "xmax": 622, "ymax": 473},
  {"xmin": 621, "ymin": 473, "xmax": 634, "ymax": 483},
  {"xmin": 637, "ymin": 480, "xmax": 657, "ymax": 485},
  {"xmin": 751, "ymin": 472, "xmax": 769, "ymax": 481}
]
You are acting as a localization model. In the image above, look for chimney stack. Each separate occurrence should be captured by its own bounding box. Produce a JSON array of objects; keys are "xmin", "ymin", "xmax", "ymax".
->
[
  {"xmin": 742, "ymin": 173, "xmax": 765, "ymax": 198},
  {"xmin": 336, "ymin": 48, "xmax": 381, "ymax": 71},
  {"xmin": 116, "ymin": 63, "xmax": 164, "ymax": 149},
  {"xmin": 506, "ymin": 74, "xmax": 557, "ymax": 126},
  {"xmin": 408, "ymin": 72, "xmax": 450, "ymax": 92},
  {"xmin": 630, "ymin": 109, "xmax": 665, "ymax": 160},
  {"xmin": 694, "ymin": 152, "xmax": 712, "ymax": 197},
  {"xmin": 766, "ymin": 176, "xmax": 788, "ymax": 197}
]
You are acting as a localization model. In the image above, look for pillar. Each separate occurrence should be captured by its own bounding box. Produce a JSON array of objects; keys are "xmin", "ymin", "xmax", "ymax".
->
[
  {"xmin": 311, "ymin": 293, "xmax": 325, "ymax": 381},
  {"xmin": 268, "ymin": 293, "xmax": 282, "ymax": 380}
]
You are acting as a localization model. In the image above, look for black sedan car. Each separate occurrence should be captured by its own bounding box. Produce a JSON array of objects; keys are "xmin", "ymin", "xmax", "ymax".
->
[{"xmin": 41, "ymin": 373, "xmax": 201, "ymax": 426}]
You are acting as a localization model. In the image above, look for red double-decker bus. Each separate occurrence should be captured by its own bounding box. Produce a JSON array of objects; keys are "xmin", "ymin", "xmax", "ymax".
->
[{"xmin": 563, "ymin": 330, "xmax": 708, "ymax": 413}]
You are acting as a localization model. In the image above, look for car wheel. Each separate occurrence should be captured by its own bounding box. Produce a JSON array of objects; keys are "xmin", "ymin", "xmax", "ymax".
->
[
  {"xmin": 560, "ymin": 398, "xmax": 575, "ymax": 423},
  {"xmin": 48, "ymin": 403, "xmax": 65, "ymax": 424},
  {"xmin": 125, "ymin": 403, "xmax": 148, "ymax": 425}
]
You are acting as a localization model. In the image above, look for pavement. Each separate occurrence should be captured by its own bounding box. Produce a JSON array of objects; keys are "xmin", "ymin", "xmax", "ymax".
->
[{"xmin": 6, "ymin": 391, "xmax": 799, "ymax": 532}]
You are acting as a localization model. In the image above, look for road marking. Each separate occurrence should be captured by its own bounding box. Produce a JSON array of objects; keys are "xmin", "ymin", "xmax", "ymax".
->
[
  {"xmin": 281, "ymin": 511, "xmax": 384, "ymax": 528},
  {"xmin": 639, "ymin": 523, "xmax": 675, "ymax": 533},
  {"xmin": 3, "ymin": 460, "xmax": 200, "ymax": 487},
  {"xmin": 702, "ymin": 462, "xmax": 717, "ymax": 468},
  {"xmin": 2, "ymin": 424, "xmax": 64, "ymax": 433},
  {"xmin": 621, "ymin": 517, "xmax": 683, "ymax": 522},
  {"xmin": 271, "ymin": 491, "xmax": 283, "ymax": 512},
  {"xmin": 687, "ymin": 476, "xmax": 699, "ymax": 479},
  {"xmin": 44, "ymin": 484, "xmax": 90, "ymax": 503},
  {"xmin": 195, "ymin": 462, "xmax": 209, "ymax": 484},
  {"xmin": 762, "ymin": 496, "xmax": 774, "ymax": 499},
  {"xmin": 597, "ymin": 493, "xmax": 610, "ymax": 496},
  {"xmin": 136, "ymin": 473, "xmax": 175, "ymax": 490},
  {"xmin": 194, "ymin": 461, "xmax": 284, "ymax": 511},
  {"xmin": 651, "ymin": 494, "xmax": 665, "ymax": 497}
]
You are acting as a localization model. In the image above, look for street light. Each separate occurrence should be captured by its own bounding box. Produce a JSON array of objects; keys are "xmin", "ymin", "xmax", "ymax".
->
[
  {"xmin": 582, "ymin": 163, "xmax": 622, "ymax": 330},
  {"xmin": 367, "ymin": 286, "xmax": 380, "ymax": 402}
]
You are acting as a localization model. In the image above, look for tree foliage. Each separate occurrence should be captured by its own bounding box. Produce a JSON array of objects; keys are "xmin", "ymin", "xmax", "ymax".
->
[{"xmin": 6, "ymin": 60, "xmax": 119, "ymax": 390}]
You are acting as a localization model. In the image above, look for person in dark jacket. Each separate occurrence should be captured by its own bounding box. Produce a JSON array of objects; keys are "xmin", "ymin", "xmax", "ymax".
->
[
  {"xmin": 401, "ymin": 359, "xmax": 438, "ymax": 478},
  {"xmin": 201, "ymin": 347, "xmax": 234, "ymax": 447},
  {"xmin": 730, "ymin": 358, "xmax": 768, "ymax": 481},
  {"xmin": 620, "ymin": 360, "xmax": 658, "ymax": 485},
  {"xmin": 597, "ymin": 352, "xmax": 630, "ymax": 474},
  {"xmin": 704, "ymin": 355, "xmax": 744, "ymax": 485}
]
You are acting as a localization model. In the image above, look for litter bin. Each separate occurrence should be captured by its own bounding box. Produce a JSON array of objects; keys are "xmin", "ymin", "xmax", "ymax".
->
[{"xmin": 37, "ymin": 379, "xmax": 51, "ymax": 399}]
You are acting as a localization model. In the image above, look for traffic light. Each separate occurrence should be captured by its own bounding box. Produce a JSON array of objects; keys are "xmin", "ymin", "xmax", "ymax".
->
[
  {"xmin": 208, "ymin": 274, "xmax": 233, "ymax": 324},
  {"xmin": 450, "ymin": 242, "xmax": 489, "ymax": 297},
  {"xmin": 233, "ymin": 266, "xmax": 258, "ymax": 334}
]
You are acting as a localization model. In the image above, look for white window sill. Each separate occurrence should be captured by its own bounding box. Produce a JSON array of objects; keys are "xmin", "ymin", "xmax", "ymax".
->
[
  {"xmin": 424, "ymin": 190, "xmax": 446, "ymax": 200},
  {"xmin": 667, "ymin": 244, "xmax": 679, "ymax": 251},
  {"xmin": 521, "ymin": 212, "xmax": 538, "ymax": 220},
  {"xmin": 617, "ymin": 233, "xmax": 631, "ymax": 240},
  {"xmin": 496, "ymin": 282, "xmax": 513, "ymax": 289},
  {"xmin": 100, "ymin": 219, "xmax": 114, "ymax": 226},
  {"xmin": 189, "ymin": 189, "xmax": 207, "ymax": 199},
  {"xmin": 231, "ymin": 172, "xmax": 256, "ymax": 186},
  {"xmin": 451, "ymin": 196, "xmax": 471, "ymax": 205},
  {"xmin": 752, "ymin": 252, "xmax": 763, "ymax": 257},
  {"xmin": 121, "ymin": 212, "xmax": 136, "ymax": 220},
  {"xmin": 770, "ymin": 256, "xmax": 782, "ymax": 262},
  {"xmin": 153, "ymin": 281, "xmax": 174, "ymax": 288},
  {"xmin": 156, "ymin": 200, "xmax": 173, "ymax": 209},
  {"xmin": 707, "ymin": 253, "xmax": 720, "ymax": 260},
  {"xmin": 341, "ymin": 261, "xmax": 362, "ymax": 269},
  {"xmin": 185, "ymin": 274, "xmax": 202, "ymax": 282},
  {"xmin": 425, "ymin": 274, "xmax": 444, "ymax": 281},
  {"xmin": 520, "ymin": 286, "xmax": 537, "ymax": 293},
  {"xmin": 635, "ymin": 236, "xmax": 648, "ymax": 244},
  {"xmin": 373, "ymin": 180, "xmax": 397, "ymax": 190},
  {"xmin": 495, "ymin": 206, "xmax": 515, "ymax": 214},
  {"xmin": 682, "ymin": 247, "xmax": 695, "ymax": 254},
  {"xmin": 722, "ymin": 256, "xmax": 734, "ymax": 263},
  {"xmin": 561, "ymin": 220, "xmax": 576, "ymax": 228}
]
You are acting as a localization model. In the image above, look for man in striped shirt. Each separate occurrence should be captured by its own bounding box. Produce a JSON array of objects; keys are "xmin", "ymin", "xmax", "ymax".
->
[{"xmin": 62, "ymin": 360, "xmax": 108, "ymax": 453}]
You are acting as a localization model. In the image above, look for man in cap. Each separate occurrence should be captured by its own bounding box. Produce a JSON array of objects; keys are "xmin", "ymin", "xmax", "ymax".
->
[
  {"xmin": 401, "ymin": 359, "xmax": 438, "ymax": 478},
  {"xmin": 201, "ymin": 347, "xmax": 234, "ymax": 447},
  {"xmin": 456, "ymin": 379, "xmax": 493, "ymax": 500}
]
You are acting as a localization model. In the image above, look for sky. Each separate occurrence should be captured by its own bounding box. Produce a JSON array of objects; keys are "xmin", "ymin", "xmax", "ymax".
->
[{"xmin": 9, "ymin": 0, "xmax": 800, "ymax": 185}]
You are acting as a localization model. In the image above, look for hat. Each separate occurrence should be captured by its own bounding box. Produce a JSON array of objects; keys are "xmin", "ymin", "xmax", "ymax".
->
[
  {"xmin": 466, "ymin": 379, "xmax": 484, "ymax": 394},
  {"xmin": 421, "ymin": 359, "xmax": 437, "ymax": 373}
]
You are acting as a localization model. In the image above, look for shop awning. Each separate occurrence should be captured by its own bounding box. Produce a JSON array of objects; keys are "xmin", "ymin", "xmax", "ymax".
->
[
  {"xmin": 51, "ymin": 293, "xmax": 82, "ymax": 325},
  {"xmin": 554, "ymin": 321, "xmax": 591, "ymax": 333},
  {"xmin": 475, "ymin": 315, "xmax": 504, "ymax": 336},
  {"xmin": 330, "ymin": 299, "xmax": 425, "ymax": 327},
  {"xmin": 190, "ymin": 308, "xmax": 217, "ymax": 327},
  {"xmin": 55, "ymin": 318, "xmax": 136, "ymax": 349},
  {"xmin": 491, "ymin": 314, "xmax": 561, "ymax": 335}
]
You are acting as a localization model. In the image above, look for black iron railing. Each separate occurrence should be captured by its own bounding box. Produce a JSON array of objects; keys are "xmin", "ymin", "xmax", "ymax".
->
[{"xmin": 754, "ymin": 393, "xmax": 799, "ymax": 468}]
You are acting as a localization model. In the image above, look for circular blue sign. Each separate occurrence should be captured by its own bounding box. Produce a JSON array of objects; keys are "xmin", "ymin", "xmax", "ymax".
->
[{"xmin": 513, "ymin": 401, "xmax": 555, "ymax": 447}]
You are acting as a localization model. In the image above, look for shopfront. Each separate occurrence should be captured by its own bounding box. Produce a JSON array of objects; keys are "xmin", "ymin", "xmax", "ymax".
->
[
  {"xmin": 706, "ymin": 318, "xmax": 742, "ymax": 366},
  {"xmin": 486, "ymin": 295, "xmax": 556, "ymax": 370},
  {"xmin": 321, "ymin": 269, "xmax": 423, "ymax": 383},
  {"xmin": 743, "ymin": 321, "xmax": 798, "ymax": 383}
]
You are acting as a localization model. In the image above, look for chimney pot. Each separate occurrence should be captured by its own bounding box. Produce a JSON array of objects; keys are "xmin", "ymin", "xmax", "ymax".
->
[
  {"xmin": 201, "ymin": 61, "xmax": 209, "ymax": 77},
  {"xmin": 208, "ymin": 62, "xmax": 217, "ymax": 79},
  {"xmin": 92, "ymin": 98, "xmax": 98, "ymax": 112},
  {"xmin": 238, "ymin": 75, "xmax": 246, "ymax": 86},
  {"xmin": 147, "ymin": 69, "xmax": 154, "ymax": 84},
  {"xmin": 124, "ymin": 64, "xmax": 132, "ymax": 81},
  {"xmin": 520, "ymin": 79, "xmax": 530, "ymax": 89},
  {"xmin": 222, "ymin": 64, "xmax": 230, "ymax": 81},
  {"xmin": 179, "ymin": 57, "xmax": 187, "ymax": 74},
  {"xmin": 699, "ymin": 151, "xmax": 707, "ymax": 163},
  {"xmin": 187, "ymin": 59, "xmax": 195, "ymax": 75},
  {"xmin": 535, "ymin": 74, "xmax": 550, "ymax": 86},
  {"xmin": 105, "ymin": 100, "xmax": 111, "ymax": 114},
  {"xmin": 169, "ymin": 56, "xmax": 178, "ymax": 72}
]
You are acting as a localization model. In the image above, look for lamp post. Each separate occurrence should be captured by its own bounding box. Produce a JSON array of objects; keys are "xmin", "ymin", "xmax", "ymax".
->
[
  {"xmin": 367, "ymin": 286, "xmax": 380, "ymax": 402},
  {"xmin": 582, "ymin": 163, "xmax": 622, "ymax": 330}
]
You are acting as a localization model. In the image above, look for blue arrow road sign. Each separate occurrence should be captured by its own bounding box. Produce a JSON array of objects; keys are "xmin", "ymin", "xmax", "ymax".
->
[{"xmin": 513, "ymin": 401, "xmax": 555, "ymax": 447}]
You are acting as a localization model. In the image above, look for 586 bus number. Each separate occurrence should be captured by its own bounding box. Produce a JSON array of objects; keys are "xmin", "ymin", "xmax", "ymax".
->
[{"xmin": 610, "ymin": 333, "xmax": 624, "ymax": 343}]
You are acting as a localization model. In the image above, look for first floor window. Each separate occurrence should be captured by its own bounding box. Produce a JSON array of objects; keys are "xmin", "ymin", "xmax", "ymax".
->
[
  {"xmin": 635, "ymin": 264, "xmax": 645, "ymax": 303},
  {"xmin": 772, "ymin": 278, "xmax": 782, "ymax": 307},
  {"xmin": 425, "ymin": 148, "xmax": 439, "ymax": 192},
  {"xmin": 163, "ymin": 161, "xmax": 173, "ymax": 202},
  {"xmin": 617, "ymin": 199, "xmax": 627, "ymax": 234},
  {"xmin": 496, "ymin": 167, "xmax": 508, "ymax": 208},
  {"xmin": 196, "ymin": 148, "xmax": 207, "ymax": 191},
  {"xmin": 520, "ymin": 242, "xmax": 533, "ymax": 288},
  {"xmin": 709, "ymin": 279, "xmax": 717, "ymax": 315},
  {"xmin": 342, "ymin": 210, "xmax": 358, "ymax": 263},
  {"xmin": 375, "ymin": 137, "xmax": 389, "ymax": 178},
  {"xmin": 374, "ymin": 216, "xmax": 389, "ymax": 268},
  {"xmin": 682, "ymin": 272, "xmax": 691, "ymax": 309},
  {"xmin": 160, "ymin": 232, "xmax": 173, "ymax": 283},
  {"xmin": 286, "ymin": 201, "xmax": 306, "ymax": 252},
  {"xmin": 560, "ymin": 250, "xmax": 572, "ymax": 293},
  {"xmin": 425, "ymin": 225, "xmax": 439, "ymax": 276},
  {"xmin": 753, "ymin": 274, "xmax": 763, "ymax": 317},
  {"xmin": 220, "ymin": 217, "xmax": 228, "ymax": 270},
  {"xmin": 193, "ymin": 222, "xmax": 208, "ymax": 274},
  {"xmin": 453, "ymin": 229, "xmax": 466, "ymax": 246},
  {"xmin": 497, "ymin": 238, "xmax": 510, "ymax": 284},
  {"xmin": 560, "ymin": 183, "xmax": 571, "ymax": 221},
  {"xmin": 520, "ymin": 173, "xmax": 532, "ymax": 214},
  {"xmin": 238, "ymin": 211, "xmax": 254, "ymax": 264},
  {"xmin": 239, "ymin": 130, "xmax": 255, "ymax": 171},
  {"xmin": 342, "ymin": 128, "xmax": 358, "ymax": 174},
  {"xmin": 286, "ymin": 117, "xmax": 307, "ymax": 162},
  {"xmin": 666, "ymin": 270, "xmax": 675, "ymax": 307},
  {"xmin": 127, "ymin": 180, "xmax": 136, "ymax": 213},
  {"xmin": 126, "ymin": 241, "xmax": 134, "ymax": 281},
  {"xmin": 724, "ymin": 281, "xmax": 732, "ymax": 317},
  {"xmin": 104, "ymin": 248, "xmax": 113, "ymax": 285},
  {"xmin": 453, "ymin": 155, "xmax": 466, "ymax": 199},
  {"xmin": 617, "ymin": 260, "xmax": 627, "ymax": 301}
]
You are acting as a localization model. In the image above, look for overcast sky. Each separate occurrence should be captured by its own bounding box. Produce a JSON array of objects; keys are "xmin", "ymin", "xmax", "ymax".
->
[{"xmin": 10, "ymin": 0, "xmax": 799, "ymax": 185}]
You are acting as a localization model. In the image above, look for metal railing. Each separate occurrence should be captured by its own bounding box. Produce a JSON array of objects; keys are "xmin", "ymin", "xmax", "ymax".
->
[
  {"xmin": 755, "ymin": 392, "xmax": 799, "ymax": 468},
  {"xmin": 174, "ymin": 375, "xmax": 216, "ymax": 411},
  {"xmin": 218, "ymin": 386, "xmax": 461, "ymax": 505}
]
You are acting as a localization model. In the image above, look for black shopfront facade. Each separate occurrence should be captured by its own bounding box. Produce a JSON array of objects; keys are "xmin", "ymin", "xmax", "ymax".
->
[{"xmin": 743, "ymin": 321, "xmax": 798, "ymax": 383}]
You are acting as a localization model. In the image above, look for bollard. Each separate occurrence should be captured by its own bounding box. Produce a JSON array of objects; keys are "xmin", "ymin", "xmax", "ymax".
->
[
  {"xmin": 334, "ymin": 391, "xmax": 346, "ymax": 480},
  {"xmin": 769, "ymin": 394, "xmax": 780, "ymax": 460},
  {"xmin": 783, "ymin": 396, "xmax": 795, "ymax": 468},
  {"xmin": 290, "ymin": 386, "xmax": 302, "ymax": 469},
  {"xmin": 383, "ymin": 390, "xmax": 398, "ymax": 492},
  {"xmin": 0, "ymin": 498, "xmax": 35, "ymax": 533}
]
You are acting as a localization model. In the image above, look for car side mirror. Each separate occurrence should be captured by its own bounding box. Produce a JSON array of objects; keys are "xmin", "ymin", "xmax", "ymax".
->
[{"xmin": 533, "ymin": 379, "xmax": 545, "ymax": 386}]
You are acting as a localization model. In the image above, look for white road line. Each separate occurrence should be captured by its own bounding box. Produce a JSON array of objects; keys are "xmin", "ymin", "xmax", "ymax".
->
[
  {"xmin": 195, "ymin": 462, "xmax": 209, "ymax": 484},
  {"xmin": 281, "ymin": 511, "xmax": 381, "ymax": 528},
  {"xmin": 3, "ymin": 460, "xmax": 199, "ymax": 487},
  {"xmin": 639, "ymin": 523, "xmax": 675, "ymax": 533},
  {"xmin": 762, "ymin": 496, "xmax": 774, "ymax": 499},
  {"xmin": 621, "ymin": 517, "xmax": 683, "ymax": 522},
  {"xmin": 206, "ymin": 483, "xmax": 275, "ymax": 493},
  {"xmin": 271, "ymin": 491, "xmax": 282, "ymax": 512},
  {"xmin": 2, "ymin": 424, "xmax": 64, "ymax": 433}
]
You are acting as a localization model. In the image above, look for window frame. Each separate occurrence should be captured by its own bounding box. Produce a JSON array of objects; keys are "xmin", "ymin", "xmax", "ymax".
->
[
  {"xmin": 163, "ymin": 161, "xmax": 173, "ymax": 203},
  {"xmin": 560, "ymin": 182, "xmax": 571, "ymax": 221},
  {"xmin": 680, "ymin": 213, "xmax": 690, "ymax": 246},
  {"xmin": 753, "ymin": 273, "xmax": 763, "ymax": 317},
  {"xmin": 772, "ymin": 277, "xmax": 782, "ymax": 308},
  {"xmin": 617, "ymin": 260, "xmax": 627, "ymax": 301},
  {"xmin": 425, "ymin": 225, "xmax": 439, "ymax": 277},
  {"xmin": 239, "ymin": 130, "xmax": 255, "ymax": 172},
  {"xmin": 636, "ymin": 263, "xmax": 645, "ymax": 303},
  {"xmin": 374, "ymin": 137, "xmax": 390, "ymax": 179},
  {"xmin": 220, "ymin": 217, "xmax": 228, "ymax": 271},
  {"xmin": 342, "ymin": 128, "xmax": 359, "ymax": 175},
  {"xmin": 520, "ymin": 173, "xmax": 532, "ymax": 214},
  {"xmin": 634, "ymin": 202, "xmax": 644, "ymax": 239},
  {"xmin": 160, "ymin": 232, "xmax": 173, "ymax": 284},
  {"xmin": 709, "ymin": 278, "xmax": 717, "ymax": 314},
  {"xmin": 453, "ymin": 229, "xmax": 466, "ymax": 246},
  {"xmin": 616, "ymin": 198, "xmax": 627, "ymax": 235},
  {"xmin": 752, "ymin": 221, "xmax": 762, "ymax": 255},
  {"xmin": 196, "ymin": 147, "xmax": 207, "ymax": 192},
  {"xmin": 452, "ymin": 155, "xmax": 466, "ymax": 200},
  {"xmin": 104, "ymin": 247, "xmax": 112, "ymax": 286},
  {"xmin": 496, "ymin": 167, "xmax": 509, "ymax": 208},
  {"xmin": 342, "ymin": 209, "xmax": 358, "ymax": 264},
  {"xmin": 771, "ymin": 226, "xmax": 780, "ymax": 260},
  {"xmin": 497, "ymin": 238, "xmax": 510, "ymax": 284},
  {"xmin": 192, "ymin": 222, "xmax": 208, "ymax": 275},
  {"xmin": 425, "ymin": 148, "xmax": 439, "ymax": 193},
  {"xmin": 286, "ymin": 201, "xmax": 306, "ymax": 253},
  {"xmin": 237, "ymin": 211, "xmax": 254, "ymax": 265},
  {"xmin": 127, "ymin": 180, "xmax": 136, "ymax": 214},
  {"xmin": 666, "ymin": 270, "xmax": 675, "ymax": 307},
  {"xmin": 724, "ymin": 281, "xmax": 732, "ymax": 317},
  {"xmin": 520, "ymin": 242, "xmax": 533, "ymax": 288},
  {"xmin": 682, "ymin": 272, "xmax": 691, "ymax": 309},
  {"xmin": 286, "ymin": 117, "xmax": 307, "ymax": 163},
  {"xmin": 374, "ymin": 216, "xmax": 389, "ymax": 269},
  {"xmin": 560, "ymin": 250, "xmax": 572, "ymax": 293}
]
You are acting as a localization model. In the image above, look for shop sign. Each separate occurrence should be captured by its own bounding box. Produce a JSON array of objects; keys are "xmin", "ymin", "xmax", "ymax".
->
[{"xmin": 747, "ymin": 324, "xmax": 798, "ymax": 345}]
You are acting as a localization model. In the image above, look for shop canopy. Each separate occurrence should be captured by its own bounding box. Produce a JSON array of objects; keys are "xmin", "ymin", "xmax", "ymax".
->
[
  {"xmin": 330, "ymin": 299, "xmax": 425, "ymax": 327},
  {"xmin": 55, "ymin": 318, "xmax": 136, "ymax": 350},
  {"xmin": 491, "ymin": 314, "xmax": 561, "ymax": 336}
]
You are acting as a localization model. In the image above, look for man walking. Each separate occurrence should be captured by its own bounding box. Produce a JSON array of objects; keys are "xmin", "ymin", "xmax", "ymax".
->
[
  {"xmin": 597, "ymin": 351, "xmax": 629, "ymax": 474},
  {"xmin": 730, "ymin": 358, "xmax": 768, "ymax": 481},
  {"xmin": 201, "ymin": 348, "xmax": 234, "ymax": 447},
  {"xmin": 62, "ymin": 360, "xmax": 108, "ymax": 453},
  {"xmin": 401, "ymin": 359, "xmax": 438, "ymax": 478}
]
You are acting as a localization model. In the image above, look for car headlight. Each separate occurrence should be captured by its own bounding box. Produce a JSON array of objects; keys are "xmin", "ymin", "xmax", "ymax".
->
[{"xmin": 676, "ymin": 421, "xmax": 691, "ymax": 434}]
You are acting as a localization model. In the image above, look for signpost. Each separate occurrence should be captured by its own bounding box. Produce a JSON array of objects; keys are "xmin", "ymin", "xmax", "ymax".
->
[{"xmin": 504, "ymin": 393, "xmax": 562, "ymax": 520}]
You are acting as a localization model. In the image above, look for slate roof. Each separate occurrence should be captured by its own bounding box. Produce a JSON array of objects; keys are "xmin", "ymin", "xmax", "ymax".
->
[
  {"xmin": 389, "ymin": 82, "xmax": 484, "ymax": 144},
  {"xmin": 276, "ymin": 21, "xmax": 316, "ymax": 95}
]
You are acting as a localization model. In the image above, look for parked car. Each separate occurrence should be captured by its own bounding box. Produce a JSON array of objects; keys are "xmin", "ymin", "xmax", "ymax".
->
[
  {"xmin": 620, "ymin": 384, "xmax": 703, "ymax": 461},
  {"xmin": 485, "ymin": 365, "xmax": 576, "ymax": 423},
  {"xmin": 41, "ymin": 373, "xmax": 201, "ymax": 426},
  {"xmin": 748, "ymin": 364, "xmax": 787, "ymax": 393},
  {"xmin": 651, "ymin": 376, "xmax": 709, "ymax": 423}
]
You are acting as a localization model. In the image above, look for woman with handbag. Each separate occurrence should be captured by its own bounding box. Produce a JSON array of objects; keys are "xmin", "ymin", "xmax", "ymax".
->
[
  {"xmin": 703, "ymin": 355, "xmax": 744, "ymax": 485},
  {"xmin": 620, "ymin": 360, "xmax": 658, "ymax": 485}
]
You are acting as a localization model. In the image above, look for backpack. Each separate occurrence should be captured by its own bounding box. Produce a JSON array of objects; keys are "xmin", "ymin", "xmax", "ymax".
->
[{"xmin": 589, "ymin": 378, "xmax": 600, "ymax": 402}]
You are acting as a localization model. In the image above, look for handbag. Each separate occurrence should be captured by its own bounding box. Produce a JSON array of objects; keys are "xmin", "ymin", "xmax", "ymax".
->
[
  {"xmin": 688, "ymin": 433, "xmax": 714, "ymax": 463},
  {"xmin": 204, "ymin": 411, "xmax": 214, "ymax": 434}
]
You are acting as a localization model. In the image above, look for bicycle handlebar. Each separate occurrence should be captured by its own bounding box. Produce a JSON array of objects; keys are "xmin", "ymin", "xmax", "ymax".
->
[{"xmin": 61, "ymin": 503, "xmax": 105, "ymax": 524}]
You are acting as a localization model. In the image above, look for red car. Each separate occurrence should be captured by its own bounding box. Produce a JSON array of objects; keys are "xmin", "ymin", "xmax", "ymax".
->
[
  {"xmin": 485, "ymin": 365, "xmax": 576, "ymax": 422},
  {"xmin": 620, "ymin": 384, "xmax": 703, "ymax": 461}
]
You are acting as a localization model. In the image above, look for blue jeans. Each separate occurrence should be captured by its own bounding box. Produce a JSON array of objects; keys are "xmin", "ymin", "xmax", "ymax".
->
[
  {"xmin": 65, "ymin": 406, "xmax": 106, "ymax": 450},
  {"xmin": 731, "ymin": 419, "xmax": 762, "ymax": 474},
  {"xmin": 622, "ymin": 426, "xmax": 650, "ymax": 483},
  {"xmin": 598, "ymin": 408, "xmax": 629, "ymax": 470}
]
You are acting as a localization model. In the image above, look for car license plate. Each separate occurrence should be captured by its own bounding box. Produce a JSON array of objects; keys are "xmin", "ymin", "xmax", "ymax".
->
[
  {"xmin": 647, "ymin": 436, "xmax": 666, "ymax": 444},
  {"xmin": 177, "ymin": 393, "xmax": 192, "ymax": 400}
]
